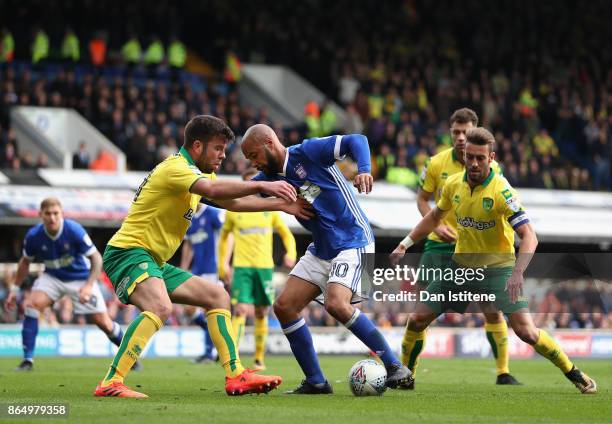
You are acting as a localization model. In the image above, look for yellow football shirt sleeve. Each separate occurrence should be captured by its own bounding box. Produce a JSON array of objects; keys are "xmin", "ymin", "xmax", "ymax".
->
[
  {"xmin": 272, "ymin": 212, "xmax": 296, "ymax": 261},
  {"xmin": 436, "ymin": 176, "xmax": 454, "ymax": 211},
  {"xmin": 500, "ymin": 185, "xmax": 530, "ymax": 230},
  {"xmin": 419, "ymin": 157, "xmax": 437, "ymax": 193},
  {"xmin": 163, "ymin": 160, "xmax": 205, "ymax": 194}
]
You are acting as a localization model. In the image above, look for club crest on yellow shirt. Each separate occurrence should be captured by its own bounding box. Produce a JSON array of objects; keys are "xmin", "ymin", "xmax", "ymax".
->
[{"xmin": 483, "ymin": 197, "xmax": 494, "ymax": 211}]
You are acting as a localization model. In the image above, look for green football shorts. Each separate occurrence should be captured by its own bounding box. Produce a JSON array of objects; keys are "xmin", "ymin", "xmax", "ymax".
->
[
  {"xmin": 416, "ymin": 240, "xmax": 455, "ymax": 286},
  {"xmin": 421, "ymin": 261, "xmax": 529, "ymax": 314},
  {"xmin": 230, "ymin": 267, "xmax": 274, "ymax": 306},
  {"xmin": 103, "ymin": 245, "xmax": 192, "ymax": 304}
]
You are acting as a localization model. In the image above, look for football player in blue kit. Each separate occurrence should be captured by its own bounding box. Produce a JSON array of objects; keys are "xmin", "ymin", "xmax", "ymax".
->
[
  {"xmin": 241, "ymin": 124, "xmax": 412, "ymax": 394},
  {"xmin": 5, "ymin": 198, "xmax": 132, "ymax": 371}
]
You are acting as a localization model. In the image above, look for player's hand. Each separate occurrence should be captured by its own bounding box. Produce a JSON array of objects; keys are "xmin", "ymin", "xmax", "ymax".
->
[
  {"xmin": 283, "ymin": 254, "xmax": 296, "ymax": 269},
  {"xmin": 433, "ymin": 225, "xmax": 457, "ymax": 243},
  {"xmin": 4, "ymin": 291, "xmax": 17, "ymax": 311},
  {"xmin": 260, "ymin": 181, "xmax": 297, "ymax": 202},
  {"xmin": 283, "ymin": 198, "xmax": 315, "ymax": 220},
  {"xmin": 353, "ymin": 173, "xmax": 373, "ymax": 194},
  {"xmin": 505, "ymin": 272, "xmax": 524, "ymax": 304},
  {"xmin": 389, "ymin": 244, "xmax": 407, "ymax": 266},
  {"xmin": 78, "ymin": 284, "xmax": 93, "ymax": 304}
]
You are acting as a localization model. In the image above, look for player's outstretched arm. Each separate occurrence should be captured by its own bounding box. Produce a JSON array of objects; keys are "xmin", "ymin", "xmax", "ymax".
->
[
  {"xmin": 191, "ymin": 178, "xmax": 296, "ymax": 202},
  {"xmin": 4, "ymin": 256, "xmax": 30, "ymax": 310},
  {"xmin": 505, "ymin": 223, "xmax": 538, "ymax": 303},
  {"xmin": 417, "ymin": 187, "xmax": 456, "ymax": 243},
  {"xmin": 215, "ymin": 196, "xmax": 315, "ymax": 220},
  {"xmin": 389, "ymin": 207, "xmax": 449, "ymax": 265}
]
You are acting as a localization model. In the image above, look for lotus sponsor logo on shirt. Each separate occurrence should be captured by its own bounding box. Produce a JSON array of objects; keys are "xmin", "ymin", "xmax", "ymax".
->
[
  {"xmin": 299, "ymin": 182, "xmax": 321, "ymax": 204},
  {"xmin": 457, "ymin": 216, "xmax": 495, "ymax": 230},
  {"xmin": 43, "ymin": 254, "xmax": 75, "ymax": 269}
]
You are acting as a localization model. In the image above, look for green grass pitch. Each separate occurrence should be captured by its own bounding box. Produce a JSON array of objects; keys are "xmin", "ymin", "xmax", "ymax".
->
[{"xmin": 1, "ymin": 356, "xmax": 609, "ymax": 424}]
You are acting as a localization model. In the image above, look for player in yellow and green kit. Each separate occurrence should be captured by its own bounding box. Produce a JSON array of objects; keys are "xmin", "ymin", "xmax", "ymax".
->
[
  {"xmin": 218, "ymin": 168, "xmax": 297, "ymax": 370},
  {"xmin": 390, "ymin": 127, "xmax": 597, "ymax": 394},
  {"xmin": 94, "ymin": 115, "xmax": 314, "ymax": 398},
  {"xmin": 400, "ymin": 108, "xmax": 519, "ymax": 389}
]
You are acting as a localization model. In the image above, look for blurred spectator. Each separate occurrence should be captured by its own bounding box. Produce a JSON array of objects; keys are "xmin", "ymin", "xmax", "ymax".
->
[
  {"xmin": 304, "ymin": 101, "xmax": 321, "ymax": 138},
  {"xmin": 121, "ymin": 32, "xmax": 141, "ymax": 67},
  {"xmin": 0, "ymin": 28, "xmax": 14, "ymax": 65},
  {"xmin": 31, "ymin": 28, "xmax": 49, "ymax": 64},
  {"xmin": 143, "ymin": 35, "xmax": 164, "ymax": 74},
  {"xmin": 89, "ymin": 31, "xmax": 107, "ymax": 66},
  {"xmin": 72, "ymin": 141, "xmax": 90, "ymax": 169},
  {"xmin": 36, "ymin": 153, "xmax": 49, "ymax": 168},
  {"xmin": 61, "ymin": 28, "xmax": 80, "ymax": 62},
  {"xmin": 89, "ymin": 149, "xmax": 116, "ymax": 171},
  {"xmin": 224, "ymin": 50, "xmax": 241, "ymax": 89},
  {"xmin": 168, "ymin": 36, "xmax": 186, "ymax": 70}
]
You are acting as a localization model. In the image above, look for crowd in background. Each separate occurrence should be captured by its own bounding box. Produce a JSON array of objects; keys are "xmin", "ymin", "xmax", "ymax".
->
[
  {"xmin": 1, "ymin": 0, "xmax": 611, "ymax": 189},
  {"xmin": 1, "ymin": 1, "xmax": 611, "ymax": 329}
]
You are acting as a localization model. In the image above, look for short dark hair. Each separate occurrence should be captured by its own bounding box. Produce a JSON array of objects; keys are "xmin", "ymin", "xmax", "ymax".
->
[
  {"xmin": 450, "ymin": 108, "xmax": 478, "ymax": 126},
  {"xmin": 183, "ymin": 115, "xmax": 235, "ymax": 148},
  {"xmin": 466, "ymin": 127, "xmax": 496, "ymax": 152}
]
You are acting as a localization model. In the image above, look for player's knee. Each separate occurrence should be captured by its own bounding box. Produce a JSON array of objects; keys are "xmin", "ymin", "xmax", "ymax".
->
[
  {"xmin": 255, "ymin": 306, "xmax": 268, "ymax": 319},
  {"xmin": 150, "ymin": 301, "xmax": 172, "ymax": 322},
  {"xmin": 513, "ymin": 325, "xmax": 539, "ymax": 344},
  {"xmin": 407, "ymin": 314, "xmax": 430, "ymax": 332},
  {"xmin": 29, "ymin": 298, "xmax": 47, "ymax": 312},
  {"xmin": 483, "ymin": 312, "xmax": 504, "ymax": 323},
  {"xmin": 273, "ymin": 297, "xmax": 293, "ymax": 320},
  {"xmin": 324, "ymin": 298, "xmax": 352, "ymax": 322},
  {"xmin": 235, "ymin": 303, "xmax": 248, "ymax": 317},
  {"xmin": 209, "ymin": 286, "xmax": 230, "ymax": 309}
]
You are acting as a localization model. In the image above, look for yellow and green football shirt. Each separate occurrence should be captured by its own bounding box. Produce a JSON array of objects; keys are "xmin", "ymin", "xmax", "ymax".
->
[
  {"xmin": 109, "ymin": 147, "xmax": 215, "ymax": 265},
  {"xmin": 419, "ymin": 147, "xmax": 502, "ymax": 243},
  {"xmin": 436, "ymin": 168, "xmax": 530, "ymax": 267},
  {"xmin": 218, "ymin": 211, "xmax": 296, "ymax": 270}
]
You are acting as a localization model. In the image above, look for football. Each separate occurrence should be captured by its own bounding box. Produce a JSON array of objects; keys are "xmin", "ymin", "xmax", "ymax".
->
[{"xmin": 348, "ymin": 359, "xmax": 387, "ymax": 396}]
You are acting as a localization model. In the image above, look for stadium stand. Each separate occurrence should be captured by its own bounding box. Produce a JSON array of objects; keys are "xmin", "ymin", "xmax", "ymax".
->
[{"xmin": 0, "ymin": 0, "xmax": 610, "ymax": 331}]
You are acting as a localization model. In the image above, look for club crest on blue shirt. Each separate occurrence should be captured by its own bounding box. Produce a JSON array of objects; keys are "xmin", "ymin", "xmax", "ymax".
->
[{"xmin": 295, "ymin": 164, "xmax": 307, "ymax": 179}]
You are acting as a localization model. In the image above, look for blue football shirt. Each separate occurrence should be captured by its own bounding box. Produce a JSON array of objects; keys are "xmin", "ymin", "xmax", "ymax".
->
[
  {"xmin": 23, "ymin": 219, "xmax": 97, "ymax": 281},
  {"xmin": 185, "ymin": 205, "xmax": 224, "ymax": 275},
  {"xmin": 254, "ymin": 135, "xmax": 374, "ymax": 260}
]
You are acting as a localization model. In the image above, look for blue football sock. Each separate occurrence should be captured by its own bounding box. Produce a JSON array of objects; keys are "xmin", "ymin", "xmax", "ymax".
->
[
  {"xmin": 22, "ymin": 308, "xmax": 39, "ymax": 361},
  {"xmin": 345, "ymin": 309, "xmax": 400, "ymax": 368},
  {"xmin": 282, "ymin": 318, "xmax": 326, "ymax": 385},
  {"xmin": 106, "ymin": 321, "xmax": 123, "ymax": 347},
  {"xmin": 192, "ymin": 311, "xmax": 207, "ymax": 329}
]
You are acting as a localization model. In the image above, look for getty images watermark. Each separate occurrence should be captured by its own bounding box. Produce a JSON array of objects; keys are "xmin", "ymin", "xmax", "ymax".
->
[{"xmin": 369, "ymin": 264, "xmax": 495, "ymax": 303}]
